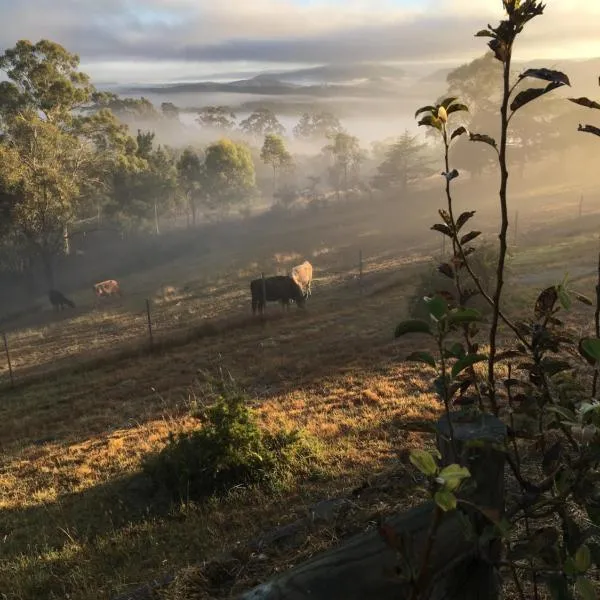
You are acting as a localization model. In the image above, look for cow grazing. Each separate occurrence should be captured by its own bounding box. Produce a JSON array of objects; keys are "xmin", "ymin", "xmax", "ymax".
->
[
  {"xmin": 250, "ymin": 275, "xmax": 306, "ymax": 315},
  {"xmin": 291, "ymin": 260, "xmax": 313, "ymax": 298},
  {"xmin": 93, "ymin": 279, "xmax": 122, "ymax": 299},
  {"xmin": 48, "ymin": 289, "xmax": 75, "ymax": 311}
]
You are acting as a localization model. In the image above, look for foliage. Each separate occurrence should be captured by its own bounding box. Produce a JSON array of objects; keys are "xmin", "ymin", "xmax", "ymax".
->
[
  {"xmin": 260, "ymin": 134, "xmax": 293, "ymax": 192},
  {"xmin": 293, "ymin": 111, "xmax": 344, "ymax": 141},
  {"xmin": 239, "ymin": 108, "xmax": 285, "ymax": 139},
  {"xmin": 196, "ymin": 105, "xmax": 236, "ymax": 131},
  {"xmin": 203, "ymin": 138, "xmax": 257, "ymax": 213},
  {"xmin": 390, "ymin": 2, "xmax": 600, "ymax": 599},
  {"xmin": 177, "ymin": 147, "xmax": 204, "ymax": 225},
  {"xmin": 372, "ymin": 131, "xmax": 435, "ymax": 192},
  {"xmin": 323, "ymin": 132, "xmax": 365, "ymax": 195},
  {"xmin": 143, "ymin": 382, "xmax": 320, "ymax": 502}
]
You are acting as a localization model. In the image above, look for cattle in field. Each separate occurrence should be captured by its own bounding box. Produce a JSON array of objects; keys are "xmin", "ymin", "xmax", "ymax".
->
[
  {"xmin": 291, "ymin": 260, "xmax": 313, "ymax": 298},
  {"xmin": 48, "ymin": 289, "xmax": 75, "ymax": 311},
  {"xmin": 250, "ymin": 275, "xmax": 306, "ymax": 315},
  {"xmin": 93, "ymin": 279, "xmax": 122, "ymax": 300}
]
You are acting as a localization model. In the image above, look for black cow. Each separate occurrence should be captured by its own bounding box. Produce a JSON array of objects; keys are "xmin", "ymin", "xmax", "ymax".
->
[
  {"xmin": 250, "ymin": 275, "xmax": 306, "ymax": 315},
  {"xmin": 48, "ymin": 289, "xmax": 76, "ymax": 311}
]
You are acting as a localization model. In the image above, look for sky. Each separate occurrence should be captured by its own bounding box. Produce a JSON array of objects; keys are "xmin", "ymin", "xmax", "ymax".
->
[{"xmin": 0, "ymin": 0, "xmax": 599, "ymax": 84}]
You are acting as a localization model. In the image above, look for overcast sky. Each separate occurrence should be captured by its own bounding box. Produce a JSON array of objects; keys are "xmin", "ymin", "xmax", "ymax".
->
[{"xmin": 0, "ymin": 0, "xmax": 598, "ymax": 84}]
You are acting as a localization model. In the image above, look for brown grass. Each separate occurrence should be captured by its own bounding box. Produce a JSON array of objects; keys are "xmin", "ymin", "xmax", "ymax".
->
[{"xmin": 0, "ymin": 180, "xmax": 599, "ymax": 599}]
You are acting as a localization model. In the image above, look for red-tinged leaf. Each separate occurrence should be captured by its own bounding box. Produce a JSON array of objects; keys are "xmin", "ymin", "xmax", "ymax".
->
[
  {"xmin": 578, "ymin": 124, "xmax": 600, "ymax": 138},
  {"xmin": 450, "ymin": 126, "xmax": 467, "ymax": 141},
  {"xmin": 518, "ymin": 68, "xmax": 571, "ymax": 87},
  {"xmin": 510, "ymin": 81, "xmax": 564, "ymax": 113},
  {"xmin": 569, "ymin": 97, "xmax": 600, "ymax": 110},
  {"xmin": 460, "ymin": 231, "xmax": 481, "ymax": 245},
  {"xmin": 456, "ymin": 210, "xmax": 476, "ymax": 231}
]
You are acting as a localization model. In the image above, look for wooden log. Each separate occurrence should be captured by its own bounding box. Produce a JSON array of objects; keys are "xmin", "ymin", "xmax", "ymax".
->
[{"xmin": 238, "ymin": 414, "xmax": 507, "ymax": 600}]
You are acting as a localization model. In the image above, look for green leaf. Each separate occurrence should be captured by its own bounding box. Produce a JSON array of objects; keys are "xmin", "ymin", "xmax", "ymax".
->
[
  {"xmin": 440, "ymin": 97, "xmax": 459, "ymax": 110},
  {"xmin": 510, "ymin": 81, "xmax": 564, "ymax": 113},
  {"xmin": 475, "ymin": 29, "xmax": 495, "ymax": 38},
  {"xmin": 580, "ymin": 338, "xmax": 600, "ymax": 364},
  {"xmin": 573, "ymin": 291, "xmax": 593, "ymax": 306},
  {"xmin": 438, "ymin": 262, "xmax": 454, "ymax": 279},
  {"xmin": 438, "ymin": 464, "xmax": 470, "ymax": 491},
  {"xmin": 425, "ymin": 295, "xmax": 448, "ymax": 321},
  {"xmin": 451, "ymin": 353, "xmax": 487, "ymax": 378},
  {"xmin": 569, "ymin": 97, "xmax": 600, "ymax": 111},
  {"xmin": 418, "ymin": 115, "xmax": 442, "ymax": 130},
  {"xmin": 575, "ymin": 576, "xmax": 597, "ymax": 600},
  {"xmin": 446, "ymin": 342, "xmax": 466, "ymax": 359},
  {"xmin": 448, "ymin": 307, "xmax": 482, "ymax": 325},
  {"xmin": 434, "ymin": 488, "xmax": 457, "ymax": 511},
  {"xmin": 394, "ymin": 320, "xmax": 432, "ymax": 338},
  {"xmin": 409, "ymin": 449, "xmax": 438, "ymax": 476},
  {"xmin": 406, "ymin": 351, "xmax": 437, "ymax": 369},
  {"xmin": 557, "ymin": 286, "xmax": 572, "ymax": 310},
  {"xmin": 575, "ymin": 544, "xmax": 592, "ymax": 573},
  {"xmin": 460, "ymin": 230, "xmax": 481, "ymax": 245},
  {"xmin": 545, "ymin": 405, "xmax": 577, "ymax": 423}
]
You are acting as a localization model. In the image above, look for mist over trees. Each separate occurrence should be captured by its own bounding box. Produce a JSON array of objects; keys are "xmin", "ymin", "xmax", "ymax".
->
[{"xmin": 0, "ymin": 36, "xmax": 595, "ymax": 303}]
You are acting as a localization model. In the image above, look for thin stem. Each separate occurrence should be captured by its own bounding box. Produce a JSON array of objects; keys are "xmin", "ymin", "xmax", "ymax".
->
[
  {"xmin": 409, "ymin": 504, "xmax": 444, "ymax": 600},
  {"xmin": 488, "ymin": 43, "xmax": 513, "ymax": 412},
  {"xmin": 593, "ymin": 247, "xmax": 600, "ymax": 398}
]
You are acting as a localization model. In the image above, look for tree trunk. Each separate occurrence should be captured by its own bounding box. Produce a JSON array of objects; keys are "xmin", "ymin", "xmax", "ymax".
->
[
  {"xmin": 63, "ymin": 224, "xmax": 70, "ymax": 256},
  {"xmin": 154, "ymin": 201, "xmax": 160, "ymax": 235}
]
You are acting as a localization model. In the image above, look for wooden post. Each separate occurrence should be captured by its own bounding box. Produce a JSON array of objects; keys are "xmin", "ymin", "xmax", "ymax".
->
[
  {"xmin": 2, "ymin": 332, "xmax": 14, "ymax": 387},
  {"xmin": 261, "ymin": 273, "xmax": 267, "ymax": 316},
  {"xmin": 145, "ymin": 299, "xmax": 153, "ymax": 348},
  {"xmin": 237, "ymin": 414, "xmax": 507, "ymax": 600},
  {"xmin": 359, "ymin": 249, "xmax": 363, "ymax": 295}
]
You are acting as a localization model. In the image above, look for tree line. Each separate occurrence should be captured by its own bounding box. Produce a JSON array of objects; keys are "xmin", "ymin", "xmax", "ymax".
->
[{"xmin": 0, "ymin": 38, "xmax": 585, "ymax": 291}]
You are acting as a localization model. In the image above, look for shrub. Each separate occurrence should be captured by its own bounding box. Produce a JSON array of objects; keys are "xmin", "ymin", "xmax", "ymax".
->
[{"xmin": 143, "ymin": 385, "xmax": 320, "ymax": 502}]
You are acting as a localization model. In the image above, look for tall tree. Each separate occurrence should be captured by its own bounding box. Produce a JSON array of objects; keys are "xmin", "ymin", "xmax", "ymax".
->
[
  {"xmin": 373, "ymin": 131, "xmax": 434, "ymax": 193},
  {"xmin": 203, "ymin": 139, "xmax": 256, "ymax": 213},
  {"xmin": 161, "ymin": 102, "xmax": 180, "ymax": 120},
  {"xmin": 239, "ymin": 108, "xmax": 285, "ymax": 139},
  {"xmin": 260, "ymin": 134, "xmax": 292, "ymax": 192},
  {"xmin": 323, "ymin": 132, "xmax": 364, "ymax": 197},
  {"xmin": 177, "ymin": 147, "xmax": 204, "ymax": 226},
  {"xmin": 0, "ymin": 39, "xmax": 131, "ymax": 287},
  {"xmin": 196, "ymin": 105, "xmax": 236, "ymax": 131},
  {"xmin": 293, "ymin": 111, "xmax": 344, "ymax": 141}
]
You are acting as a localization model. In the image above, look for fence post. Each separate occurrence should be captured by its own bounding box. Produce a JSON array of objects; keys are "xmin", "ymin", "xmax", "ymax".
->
[
  {"xmin": 359, "ymin": 249, "xmax": 363, "ymax": 295},
  {"xmin": 145, "ymin": 299, "xmax": 153, "ymax": 348},
  {"xmin": 261, "ymin": 272, "xmax": 267, "ymax": 316},
  {"xmin": 2, "ymin": 332, "xmax": 14, "ymax": 388}
]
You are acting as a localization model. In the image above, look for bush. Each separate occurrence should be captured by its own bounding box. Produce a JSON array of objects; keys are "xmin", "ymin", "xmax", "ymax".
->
[
  {"xmin": 408, "ymin": 241, "xmax": 512, "ymax": 320},
  {"xmin": 143, "ymin": 385, "xmax": 319, "ymax": 502}
]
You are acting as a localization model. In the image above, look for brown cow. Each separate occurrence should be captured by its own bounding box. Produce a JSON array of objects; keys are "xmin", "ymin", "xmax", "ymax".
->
[
  {"xmin": 291, "ymin": 260, "xmax": 313, "ymax": 298},
  {"xmin": 93, "ymin": 279, "xmax": 122, "ymax": 301}
]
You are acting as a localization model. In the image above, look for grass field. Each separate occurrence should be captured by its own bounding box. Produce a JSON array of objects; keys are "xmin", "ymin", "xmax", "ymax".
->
[{"xmin": 1, "ymin": 178, "xmax": 600, "ymax": 599}]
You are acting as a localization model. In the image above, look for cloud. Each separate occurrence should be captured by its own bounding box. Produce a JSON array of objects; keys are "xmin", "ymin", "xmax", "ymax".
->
[{"xmin": 0, "ymin": 0, "xmax": 599, "ymax": 82}]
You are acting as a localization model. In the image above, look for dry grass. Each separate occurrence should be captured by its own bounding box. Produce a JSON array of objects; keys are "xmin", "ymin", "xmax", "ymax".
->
[{"xmin": 0, "ymin": 180, "xmax": 600, "ymax": 599}]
